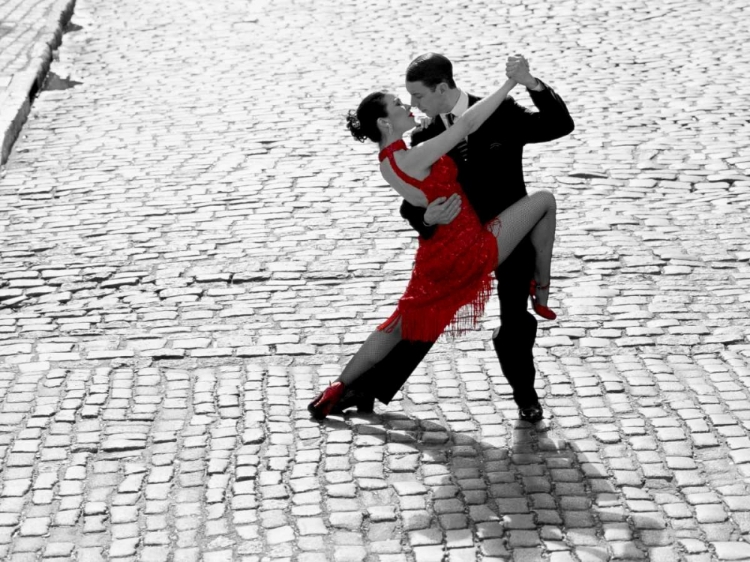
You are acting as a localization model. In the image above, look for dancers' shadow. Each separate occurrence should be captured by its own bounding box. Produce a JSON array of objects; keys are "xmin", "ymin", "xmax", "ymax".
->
[{"xmin": 326, "ymin": 409, "xmax": 669, "ymax": 560}]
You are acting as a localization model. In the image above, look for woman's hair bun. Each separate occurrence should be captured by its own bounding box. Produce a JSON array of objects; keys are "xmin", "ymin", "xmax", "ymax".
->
[
  {"xmin": 345, "ymin": 92, "xmax": 388, "ymax": 143},
  {"xmin": 346, "ymin": 110, "xmax": 367, "ymax": 143}
]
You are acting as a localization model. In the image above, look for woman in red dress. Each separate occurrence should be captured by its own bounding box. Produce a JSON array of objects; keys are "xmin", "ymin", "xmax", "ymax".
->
[{"xmin": 309, "ymin": 75, "xmax": 557, "ymax": 420}]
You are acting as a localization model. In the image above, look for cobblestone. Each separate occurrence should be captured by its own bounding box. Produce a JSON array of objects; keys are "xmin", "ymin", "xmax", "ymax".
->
[{"xmin": 0, "ymin": 0, "xmax": 748, "ymax": 559}]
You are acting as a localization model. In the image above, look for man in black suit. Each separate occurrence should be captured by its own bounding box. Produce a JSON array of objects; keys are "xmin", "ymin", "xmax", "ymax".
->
[{"xmin": 335, "ymin": 53, "xmax": 574, "ymax": 422}]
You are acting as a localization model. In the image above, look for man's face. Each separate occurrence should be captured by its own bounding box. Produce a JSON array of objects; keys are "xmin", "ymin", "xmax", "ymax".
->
[{"xmin": 406, "ymin": 81, "xmax": 447, "ymax": 118}]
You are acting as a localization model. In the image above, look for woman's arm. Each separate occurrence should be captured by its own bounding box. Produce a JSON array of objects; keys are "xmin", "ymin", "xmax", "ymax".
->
[{"xmin": 399, "ymin": 77, "xmax": 517, "ymax": 174}]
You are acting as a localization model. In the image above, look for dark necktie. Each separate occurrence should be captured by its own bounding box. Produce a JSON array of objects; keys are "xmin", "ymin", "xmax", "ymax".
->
[{"xmin": 446, "ymin": 113, "xmax": 469, "ymax": 162}]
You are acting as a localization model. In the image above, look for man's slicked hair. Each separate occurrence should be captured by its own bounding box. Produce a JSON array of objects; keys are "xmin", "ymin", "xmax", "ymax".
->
[{"xmin": 406, "ymin": 53, "xmax": 456, "ymax": 90}]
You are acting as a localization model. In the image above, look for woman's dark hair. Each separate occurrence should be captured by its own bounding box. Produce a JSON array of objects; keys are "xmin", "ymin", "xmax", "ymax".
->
[
  {"xmin": 346, "ymin": 91, "xmax": 388, "ymax": 143},
  {"xmin": 406, "ymin": 52, "xmax": 456, "ymax": 90}
]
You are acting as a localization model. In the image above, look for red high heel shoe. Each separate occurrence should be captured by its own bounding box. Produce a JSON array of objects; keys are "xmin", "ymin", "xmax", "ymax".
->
[
  {"xmin": 530, "ymin": 280, "xmax": 557, "ymax": 320},
  {"xmin": 308, "ymin": 382, "xmax": 346, "ymax": 420}
]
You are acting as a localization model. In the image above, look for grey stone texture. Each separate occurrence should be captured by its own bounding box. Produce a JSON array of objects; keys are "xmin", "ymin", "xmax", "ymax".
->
[
  {"xmin": 0, "ymin": 0, "xmax": 749, "ymax": 560},
  {"xmin": 0, "ymin": 0, "xmax": 76, "ymax": 164}
]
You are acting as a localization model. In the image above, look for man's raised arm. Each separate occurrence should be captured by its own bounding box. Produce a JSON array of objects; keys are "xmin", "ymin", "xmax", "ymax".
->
[{"xmin": 503, "ymin": 55, "xmax": 575, "ymax": 144}]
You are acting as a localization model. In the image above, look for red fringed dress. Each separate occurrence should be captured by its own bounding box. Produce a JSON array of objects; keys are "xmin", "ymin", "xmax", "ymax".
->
[{"xmin": 377, "ymin": 139, "xmax": 501, "ymax": 342}]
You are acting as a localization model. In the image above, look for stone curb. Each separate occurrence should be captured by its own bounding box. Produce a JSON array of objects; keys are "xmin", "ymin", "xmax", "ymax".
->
[{"xmin": 0, "ymin": 0, "xmax": 77, "ymax": 166}]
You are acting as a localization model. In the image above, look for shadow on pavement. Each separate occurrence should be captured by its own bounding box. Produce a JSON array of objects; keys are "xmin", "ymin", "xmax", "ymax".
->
[
  {"xmin": 42, "ymin": 71, "xmax": 82, "ymax": 91},
  {"xmin": 319, "ymin": 409, "xmax": 667, "ymax": 559}
]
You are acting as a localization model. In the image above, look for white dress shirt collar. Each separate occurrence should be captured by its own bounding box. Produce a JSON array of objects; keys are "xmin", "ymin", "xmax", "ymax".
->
[{"xmin": 441, "ymin": 89, "xmax": 469, "ymax": 126}]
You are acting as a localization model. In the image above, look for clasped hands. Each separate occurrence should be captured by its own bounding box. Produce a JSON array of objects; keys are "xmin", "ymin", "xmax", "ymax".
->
[
  {"xmin": 505, "ymin": 54, "xmax": 538, "ymax": 90},
  {"xmin": 422, "ymin": 54, "xmax": 535, "ymax": 227}
]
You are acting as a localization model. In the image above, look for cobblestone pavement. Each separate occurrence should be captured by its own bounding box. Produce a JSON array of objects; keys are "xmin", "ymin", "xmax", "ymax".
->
[
  {"xmin": 1, "ymin": 0, "xmax": 47, "ymax": 86},
  {"xmin": 0, "ymin": 0, "xmax": 66, "ymax": 92},
  {"xmin": 0, "ymin": 0, "xmax": 75, "ymax": 163},
  {"xmin": 0, "ymin": 0, "xmax": 750, "ymax": 560}
]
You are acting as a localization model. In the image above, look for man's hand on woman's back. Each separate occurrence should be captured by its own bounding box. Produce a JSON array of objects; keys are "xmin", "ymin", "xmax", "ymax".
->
[{"xmin": 424, "ymin": 194, "xmax": 461, "ymax": 226}]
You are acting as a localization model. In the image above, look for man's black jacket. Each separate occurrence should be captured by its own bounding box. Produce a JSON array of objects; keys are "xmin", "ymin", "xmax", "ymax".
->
[{"xmin": 402, "ymin": 80, "xmax": 574, "ymax": 237}]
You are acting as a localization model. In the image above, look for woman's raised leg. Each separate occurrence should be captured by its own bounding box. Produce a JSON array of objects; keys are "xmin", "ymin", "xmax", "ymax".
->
[{"xmin": 494, "ymin": 190, "xmax": 557, "ymax": 307}]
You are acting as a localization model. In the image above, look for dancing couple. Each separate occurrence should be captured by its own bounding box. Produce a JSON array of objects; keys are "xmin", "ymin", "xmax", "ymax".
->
[{"xmin": 309, "ymin": 53, "xmax": 574, "ymax": 423}]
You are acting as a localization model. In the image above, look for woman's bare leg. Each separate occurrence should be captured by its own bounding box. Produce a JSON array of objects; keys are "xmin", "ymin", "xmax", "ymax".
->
[
  {"xmin": 336, "ymin": 317, "xmax": 405, "ymax": 387},
  {"xmin": 494, "ymin": 190, "xmax": 557, "ymax": 306}
]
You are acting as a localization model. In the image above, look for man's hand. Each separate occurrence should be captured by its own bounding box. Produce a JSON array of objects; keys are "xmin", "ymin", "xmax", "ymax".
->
[
  {"xmin": 506, "ymin": 54, "xmax": 538, "ymax": 90},
  {"xmin": 424, "ymin": 194, "xmax": 461, "ymax": 226}
]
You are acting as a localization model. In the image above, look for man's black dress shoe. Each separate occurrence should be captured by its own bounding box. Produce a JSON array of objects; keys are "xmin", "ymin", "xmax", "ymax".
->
[
  {"xmin": 518, "ymin": 403, "xmax": 544, "ymax": 423},
  {"xmin": 329, "ymin": 388, "xmax": 375, "ymax": 415}
]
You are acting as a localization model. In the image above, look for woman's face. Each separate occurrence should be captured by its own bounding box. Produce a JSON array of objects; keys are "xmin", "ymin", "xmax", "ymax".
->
[{"xmin": 384, "ymin": 94, "xmax": 416, "ymax": 134}]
